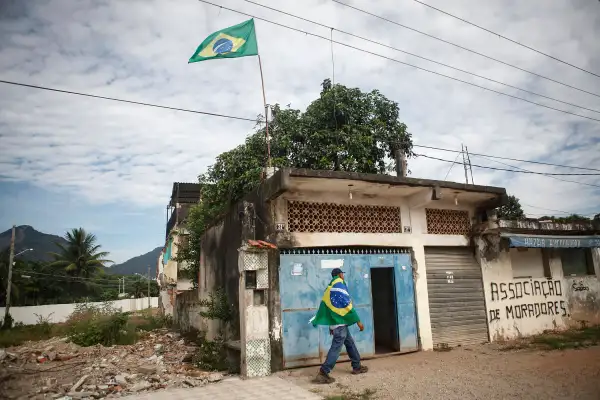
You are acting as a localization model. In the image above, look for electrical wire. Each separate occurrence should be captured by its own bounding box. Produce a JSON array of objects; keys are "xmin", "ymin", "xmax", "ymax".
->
[
  {"xmin": 413, "ymin": 144, "xmax": 600, "ymax": 172},
  {"xmin": 244, "ymin": 0, "xmax": 600, "ymax": 115},
  {"xmin": 330, "ymin": 0, "xmax": 600, "ymax": 99},
  {"xmin": 469, "ymin": 152, "xmax": 600, "ymax": 189},
  {"xmin": 197, "ymin": 0, "xmax": 600, "ymax": 123},
  {"xmin": 417, "ymin": 153, "xmax": 600, "ymax": 188},
  {"xmin": 417, "ymin": 153, "xmax": 600, "ymax": 176},
  {"xmin": 411, "ymin": 0, "xmax": 600, "ymax": 79},
  {"xmin": 0, "ymin": 79, "xmax": 259, "ymax": 122},
  {"xmin": 16, "ymin": 270, "xmax": 147, "ymax": 284},
  {"xmin": 520, "ymin": 203, "xmax": 581, "ymax": 215},
  {"xmin": 443, "ymin": 151, "xmax": 462, "ymax": 180}
]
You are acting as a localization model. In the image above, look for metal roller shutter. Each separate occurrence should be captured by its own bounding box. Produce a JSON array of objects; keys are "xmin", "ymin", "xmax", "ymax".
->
[{"xmin": 425, "ymin": 247, "xmax": 488, "ymax": 347}]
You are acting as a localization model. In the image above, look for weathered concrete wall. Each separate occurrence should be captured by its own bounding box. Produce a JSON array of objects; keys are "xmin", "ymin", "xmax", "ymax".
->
[
  {"xmin": 1, "ymin": 297, "xmax": 159, "ymax": 325},
  {"xmin": 158, "ymin": 289, "xmax": 174, "ymax": 316},
  {"xmin": 485, "ymin": 277, "xmax": 568, "ymax": 340},
  {"xmin": 173, "ymin": 290, "xmax": 205, "ymax": 334},
  {"xmin": 565, "ymin": 276, "xmax": 600, "ymax": 325},
  {"xmin": 480, "ymin": 243, "xmax": 600, "ymax": 340},
  {"xmin": 271, "ymin": 186, "xmax": 480, "ymax": 352}
]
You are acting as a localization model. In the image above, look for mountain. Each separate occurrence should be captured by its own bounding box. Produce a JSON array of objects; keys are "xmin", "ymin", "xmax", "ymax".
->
[
  {"xmin": 0, "ymin": 225, "xmax": 68, "ymax": 262},
  {"xmin": 107, "ymin": 246, "xmax": 162, "ymax": 277}
]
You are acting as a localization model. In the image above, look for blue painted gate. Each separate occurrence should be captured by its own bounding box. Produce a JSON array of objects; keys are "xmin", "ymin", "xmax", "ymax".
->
[{"xmin": 279, "ymin": 248, "xmax": 418, "ymax": 368}]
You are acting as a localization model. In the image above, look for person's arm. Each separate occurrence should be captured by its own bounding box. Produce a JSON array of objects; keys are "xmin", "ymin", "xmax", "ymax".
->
[{"xmin": 357, "ymin": 321, "xmax": 364, "ymax": 331}]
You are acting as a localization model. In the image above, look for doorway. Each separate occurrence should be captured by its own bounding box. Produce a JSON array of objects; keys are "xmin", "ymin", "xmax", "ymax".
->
[{"xmin": 371, "ymin": 267, "xmax": 400, "ymax": 353}]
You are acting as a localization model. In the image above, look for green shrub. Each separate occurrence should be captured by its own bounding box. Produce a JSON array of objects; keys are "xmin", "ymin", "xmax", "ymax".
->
[
  {"xmin": 191, "ymin": 332, "xmax": 229, "ymax": 371},
  {"xmin": 66, "ymin": 301, "xmax": 134, "ymax": 347},
  {"xmin": 0, "ymin": 321, "xmax": 65, "ymax": 347},
  {"xmin": 134, "ymin": 312, "xmax": 174, "ymax": 332}
]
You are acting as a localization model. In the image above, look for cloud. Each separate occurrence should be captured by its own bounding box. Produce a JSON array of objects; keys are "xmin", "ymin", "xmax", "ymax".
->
[{"xmin": 0, "ymin": 0, "xmax": 599, "ymax": 220}]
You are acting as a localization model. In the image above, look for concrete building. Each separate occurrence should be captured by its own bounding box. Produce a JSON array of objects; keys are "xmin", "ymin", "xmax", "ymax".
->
[
  {"xmin": 178, "ymin": 168, "xmax": 508, "ymax": 374},
  {"xmin": 173, "ymin": 168, "xmax": 600, "ymax": 376},
  {"xmin": 476, "ymin": 218, "xmax": 600, "ymax": 340},
  {"xmin": 157, "ymin": 182, "xmax": 201, "ymax": 316}
]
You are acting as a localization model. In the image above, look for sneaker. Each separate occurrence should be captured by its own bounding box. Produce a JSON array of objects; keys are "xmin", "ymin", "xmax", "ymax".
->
[
  {"xmin": 351, "ymin": 365, "xmax": 369, "ymax": 375},
  {"xmin": 314, "ymin": 369, "xmax": 335, "ymax": 384}
]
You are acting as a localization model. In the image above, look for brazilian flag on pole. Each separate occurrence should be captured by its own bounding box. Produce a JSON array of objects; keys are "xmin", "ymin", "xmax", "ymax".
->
[
  {"xmin": 311, "ymin": 277, "xmax": 360, "ymax": 327},
  {"xmin": 189, "ymin": 19, "xmax": 258, "ymax": 63}
]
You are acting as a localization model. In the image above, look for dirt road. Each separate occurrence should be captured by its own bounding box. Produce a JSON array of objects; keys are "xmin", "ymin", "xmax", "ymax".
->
[{"xmin": 279, "ymin": 345, "xmax": 600, "ymax": 399}]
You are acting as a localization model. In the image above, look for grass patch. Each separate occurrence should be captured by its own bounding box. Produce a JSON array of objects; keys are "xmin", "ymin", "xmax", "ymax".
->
[
  {"xmin": 531, "ymin": 325, "xmax": 600, "ymax": 350},
  {"xmin": 0, "ymin": 322, "xmax": 66, "ymax": 347},
  {"xmin": 325, "ymin": 386, "xmax": 377, "ymax": 400},
  {"xmin": 499, "ymin": 325, "xmax": 600, "ymax": 351},
  {"xmin": 130, "ymin": 310, "xmax": 173, "ymax": 332}
]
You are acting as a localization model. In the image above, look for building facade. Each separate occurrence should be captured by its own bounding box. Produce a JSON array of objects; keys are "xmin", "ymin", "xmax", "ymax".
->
[
  {"xmin": 476, "ymin": 218, "xmax": 600, "ymax": 340},
  {"xmin": 176, "ymin": 168, "xmax": 599, "ymax": 375},
  {"xmin": 157, "ymin": 182, "xmax": 201, "ymax": 316},
  {"xmin": 191, "ymin": 168, "xmax": 507, "ymax": 373}
]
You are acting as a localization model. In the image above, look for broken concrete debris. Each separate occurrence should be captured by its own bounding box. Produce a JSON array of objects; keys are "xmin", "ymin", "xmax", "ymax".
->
[{"xmin": 1, "ymin": 328, "xmax": 228, "ymax": 399}]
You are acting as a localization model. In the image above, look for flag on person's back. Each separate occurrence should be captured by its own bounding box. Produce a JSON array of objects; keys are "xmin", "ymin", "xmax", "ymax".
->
[
  {"xmin": 311, "ymin": 277, "xmax": 360, "ymax": 327},
  {"xmin": 188, "ymin": 19, "xmax": 258, "ymax": 63}
]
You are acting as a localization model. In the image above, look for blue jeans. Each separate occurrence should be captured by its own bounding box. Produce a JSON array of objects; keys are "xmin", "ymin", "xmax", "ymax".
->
[{"xmin": 321, "ymin": 325, "xmax": 361, "ymax": 374}]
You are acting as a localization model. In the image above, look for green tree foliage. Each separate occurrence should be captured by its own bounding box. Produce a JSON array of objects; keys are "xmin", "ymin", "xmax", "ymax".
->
[
  {"xmin": 48, "ymin": 228, "xmax": 113, "ymax": 277},
  {"xmin": 496, "ymin": 195, "xmax": 525, "ymax": 220},
  {"xmin": 1, "ymin": 229, "xmax": 145, "ymax": 306},
  {"xmin": 538, "ymin": 214, "xmax": 592, "ymax": 223},
  {"xmin": 178, "ymin": 80, "xmax": 414, "ymax": 286}
]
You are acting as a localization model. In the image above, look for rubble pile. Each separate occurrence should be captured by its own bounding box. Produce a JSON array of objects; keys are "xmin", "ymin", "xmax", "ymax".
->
[{"xmin": 0, "ymin": 329, "xmax": 224, "ymax": 399}]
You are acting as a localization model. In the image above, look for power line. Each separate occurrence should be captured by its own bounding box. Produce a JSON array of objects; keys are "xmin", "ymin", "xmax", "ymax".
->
[
  {"xmin": 469, "ymin": 153, "xmax": 600, "ymax": 189},
  {"xmin": 520, "ymin": 203, "xmax": 582, "ymax": 216},
  {"xmin": 0, "ymin": 79, "xmax": 259, "ymax": 123},
  {"xmin": 417, "ymin": 154, "xmax": 600, "ymax": 176},
  {"xmin": 197, "ymin": 1, "xmax": 600, "ymax": 123},
  {"xmin": 418, "ymin": 153, "xmax": 600, "ymax": 188},
  {"xmin": 330, "ymin": 0, "xmax": 600, "ymax": 99},
  {"xmin": 419, "ymin": 152, "xmax": 599, "ymax": 216},
  {"xmin": 16, "ymin": 270, "xmax": 146, "ymax": 284},
  {"xmin": 413, "ymin": 144, "xmax": 600, "ymax": 172},
  {"xmin": 244, "ymin": 0, "xmax": 600, "ymax": 115},
  {"xmin": 411, "ymin": 0, "xmax": 600, "ymax": 79},
  {"xmin": 17, "ymin": 273, "xmax": 121, "ymax": 287}
]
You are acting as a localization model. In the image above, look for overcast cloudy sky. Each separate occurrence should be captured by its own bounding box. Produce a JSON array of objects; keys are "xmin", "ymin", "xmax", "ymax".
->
[{"xmin": 1, "ymin": 0, "xmax": 599, "ymax": 263}]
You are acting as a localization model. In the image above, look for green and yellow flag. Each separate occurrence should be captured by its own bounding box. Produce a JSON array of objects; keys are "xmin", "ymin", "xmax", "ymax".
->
[
  {"xmin": 189, "ymin": 19, "xmax": 258, "ymax": 63},
  {"xmin": 311, "ymin": 277, "xmax": 361, "ymax": 327}
]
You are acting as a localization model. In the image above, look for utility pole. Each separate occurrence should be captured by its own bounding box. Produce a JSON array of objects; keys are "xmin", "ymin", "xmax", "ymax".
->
[
  {"xmin": 3, "ymin": 225, "xmax": 16, "ymax": 328},
  {"xmin": 147, "ymin": 266, "xmax": 151, "ymax": 309},
  {"xmin": 461, "ymin": 144, "xmax": 469, "ymax": 184},
  {"xmin": 465, "ymin": 146, "xmax": 475, "ymax": 184}
]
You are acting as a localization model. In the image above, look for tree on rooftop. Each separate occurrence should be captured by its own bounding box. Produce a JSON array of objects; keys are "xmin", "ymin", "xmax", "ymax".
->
[
  {"xmin": 496, "ymin": 195, "xmax": 525, "ymax": 220},
  {"xmin": 178, "ymin": 80, "xmax": 414, "ymax": 287}
]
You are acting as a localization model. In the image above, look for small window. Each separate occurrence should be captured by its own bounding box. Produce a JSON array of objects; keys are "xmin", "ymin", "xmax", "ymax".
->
[
  {"xmin": 560, "ymin": 249, "xmax": 595, "ymax": 276},
  {"xmin": 510, "ymin": 248, "xmax": 545, "ymax": 278},
  {"xmin": 245, "ymin": 271, "xmax": 257, "ymax": 289},
  {"xmin": 253, "ymin": 290, "xmax": 266, "ymax": 305}
]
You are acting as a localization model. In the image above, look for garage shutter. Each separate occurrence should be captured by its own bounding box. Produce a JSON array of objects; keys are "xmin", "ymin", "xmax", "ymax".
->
[{"xmin": 425, "ymin": 247, "xmax": 488, "ymax": 347}]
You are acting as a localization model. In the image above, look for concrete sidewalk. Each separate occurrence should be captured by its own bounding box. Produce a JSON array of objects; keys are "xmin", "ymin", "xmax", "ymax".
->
[{"xmin": 123, "ymin": 376, "xmax": 321, "ymax": 400}]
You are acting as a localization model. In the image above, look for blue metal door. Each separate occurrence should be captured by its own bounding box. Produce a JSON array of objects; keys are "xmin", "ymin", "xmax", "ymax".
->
[
  {"xmin": 369, "ymin": 253, "xmax": 418, "ymax": 351},
  {"xmin": 279, "ymin": 248, "xmax": 418, "ymax": 368}
]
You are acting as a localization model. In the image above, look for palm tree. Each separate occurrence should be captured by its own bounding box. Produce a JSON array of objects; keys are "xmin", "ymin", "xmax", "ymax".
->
[{"xmin": 48, "ymin": 228, "xmax": 113, "ymax": 278}]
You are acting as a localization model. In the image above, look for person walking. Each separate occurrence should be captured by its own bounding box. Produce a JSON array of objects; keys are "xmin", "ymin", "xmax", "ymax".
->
[{"xmin": 311, "ymin": 268, "xmax": 368, "ymax": 383}]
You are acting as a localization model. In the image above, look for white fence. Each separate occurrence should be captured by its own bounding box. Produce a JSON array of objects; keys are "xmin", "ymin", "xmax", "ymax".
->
[{"xmin": 0, "ymin": 297, "xmax": 159, "ymax": 325}]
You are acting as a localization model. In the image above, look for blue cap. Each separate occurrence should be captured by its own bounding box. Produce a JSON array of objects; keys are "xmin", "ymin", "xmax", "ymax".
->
[{"xmin": 331, "ymin": 268, "xmax": 344, "ymax": 277}]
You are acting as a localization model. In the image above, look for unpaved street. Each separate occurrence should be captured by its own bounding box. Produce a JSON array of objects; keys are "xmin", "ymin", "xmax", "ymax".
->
[{"xmin": 280, "ymin": 345, "xmax": 600, "ymax": 400}]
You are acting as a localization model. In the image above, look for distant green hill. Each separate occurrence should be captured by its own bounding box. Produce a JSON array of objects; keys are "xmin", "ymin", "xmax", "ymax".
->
[
  {"xmin": 0, "ymin": 226, "xmax": 161, "ymax": 277},
  {"xmin": 106, "ymin": 246, "xmax": 162, "ymax": 278},
  {"xmin": 0, "ymin": 225, "xmax": 68, "ymax": 262}
]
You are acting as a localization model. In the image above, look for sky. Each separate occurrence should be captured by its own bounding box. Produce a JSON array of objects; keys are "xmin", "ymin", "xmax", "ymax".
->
[{"xmin": 0, "ymin": 0, "xmax": 599, "ymax": 263}]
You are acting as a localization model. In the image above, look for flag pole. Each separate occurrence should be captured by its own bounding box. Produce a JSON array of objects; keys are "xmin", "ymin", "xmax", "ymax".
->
[{"xmin": 257, "ymin": 54, "xmax": 271, "ymax": 169}]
